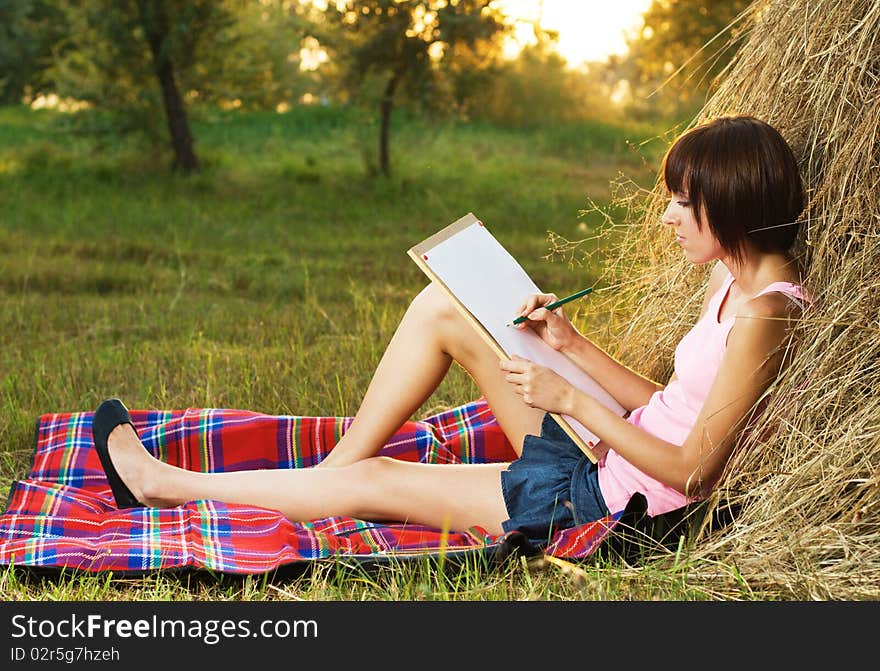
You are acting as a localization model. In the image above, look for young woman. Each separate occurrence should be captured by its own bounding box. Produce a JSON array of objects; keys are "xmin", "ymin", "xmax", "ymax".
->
[{"xmin": 92, "ymin": 115, "xmax": 808, "ymax": 546}]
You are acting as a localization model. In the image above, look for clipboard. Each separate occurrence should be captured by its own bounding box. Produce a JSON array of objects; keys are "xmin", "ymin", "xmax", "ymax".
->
[{"xmin": 408, "ymin": 212, "xmax": 626, "ymax": 462}]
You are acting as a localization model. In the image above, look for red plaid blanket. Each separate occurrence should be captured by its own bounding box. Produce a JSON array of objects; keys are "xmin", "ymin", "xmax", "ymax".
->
[{"xmin": 0, "ymin": 398, "xmax": 623, "ymax": 574}]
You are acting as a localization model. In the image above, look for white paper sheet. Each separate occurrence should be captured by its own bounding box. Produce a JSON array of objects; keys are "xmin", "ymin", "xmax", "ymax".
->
[{"xmin": 420, "ymin": 221, "xmax": 625, "ymax": 448}]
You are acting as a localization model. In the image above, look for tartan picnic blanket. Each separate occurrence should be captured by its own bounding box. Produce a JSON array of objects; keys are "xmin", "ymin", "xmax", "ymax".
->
[{"xmin": 0, "ymin": 398, "xmax": 624, "ymax": 575}]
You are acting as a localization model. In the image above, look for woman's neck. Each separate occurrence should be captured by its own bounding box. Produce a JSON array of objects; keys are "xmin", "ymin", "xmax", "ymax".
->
[{"xmin": 721, "ymin": 250, "xmax": 801, "ymax": 297}]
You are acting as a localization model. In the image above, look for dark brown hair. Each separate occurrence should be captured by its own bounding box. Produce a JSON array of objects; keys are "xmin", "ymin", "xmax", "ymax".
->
[{"xmin": 662, "ymin": 115, "xmax": 804, "ymax": 264}]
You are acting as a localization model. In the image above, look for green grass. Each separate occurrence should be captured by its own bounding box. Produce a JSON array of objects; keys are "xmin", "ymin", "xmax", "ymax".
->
[
  {"xmin": 0, "ymin": 104, "xmax": 743, "ymax": 600},
  {"xmin": 0, "ymin": 551, "xmax": 746, "ymax": 601}
]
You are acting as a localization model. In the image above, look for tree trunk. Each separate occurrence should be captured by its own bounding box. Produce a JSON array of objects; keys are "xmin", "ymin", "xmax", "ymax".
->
[
  {"xmin": 379, "ymin": 72, "xmax": 401, "ymax": 177},
  {"xmin": 154, "ymin": 59, "xmax": 199, "ymax": 173},
  {"xmin": 136, "ymin": 0, "xmax": 199, "ymax": 173}
]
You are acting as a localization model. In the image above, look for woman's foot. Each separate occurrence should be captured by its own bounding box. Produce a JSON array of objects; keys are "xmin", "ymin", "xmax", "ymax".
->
[
  {"xmin": 93, "ymin": 398, "xmax": 170, "ymax": 509},
  {"xmin": 104, "ymin": 422, "xmax": 166, "ymax": 507}
]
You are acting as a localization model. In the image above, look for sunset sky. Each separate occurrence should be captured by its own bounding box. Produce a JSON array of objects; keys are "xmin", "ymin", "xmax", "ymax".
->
[
  {"xmin": 303, "ymin": 1, "xmax": 654, "ymax": 70},
  {"xmin": 497, "ymin": 0, "xmax": 653, "ymax": 66}
]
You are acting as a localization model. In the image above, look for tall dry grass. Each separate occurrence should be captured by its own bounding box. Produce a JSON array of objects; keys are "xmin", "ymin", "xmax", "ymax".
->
[{"xmin": 585, "ymin": 0, "xmax": 880, "ymax": 599}]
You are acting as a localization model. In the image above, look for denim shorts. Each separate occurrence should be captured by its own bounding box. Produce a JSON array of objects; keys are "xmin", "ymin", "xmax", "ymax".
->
[{"xmin": 500, "ymin": 413, "xmax": 609, "ymax": 546}]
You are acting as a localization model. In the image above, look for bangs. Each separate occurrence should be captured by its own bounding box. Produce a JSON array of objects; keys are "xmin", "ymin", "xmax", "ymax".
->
[
  {"xmin": 661, "ymin": 127, "xmax": 717, "ymax": 229},
  {"xmin": 662, "ymin": 136, "xmax": 692, "ymax": 196}
]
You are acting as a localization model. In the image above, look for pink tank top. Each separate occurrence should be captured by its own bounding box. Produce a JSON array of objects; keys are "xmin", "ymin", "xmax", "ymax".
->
[{"xmin": 597, "ymin": 272, "xmax": 809, "ymax": 516}]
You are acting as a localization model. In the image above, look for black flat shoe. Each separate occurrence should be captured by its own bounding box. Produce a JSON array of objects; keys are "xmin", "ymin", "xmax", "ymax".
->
[{"xmin": 92, "ymin": 398, "xmax": 144, "ymax": 508}]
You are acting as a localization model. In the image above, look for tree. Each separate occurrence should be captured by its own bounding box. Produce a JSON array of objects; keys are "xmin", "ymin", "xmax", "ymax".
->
[
  {"xmin": 620, "ymin": 0, "xmax": 752, "ymax": 120},
  {"xmin": 188, "ymin": 0, "xmax": 315, "ymax": 111},
  {"xmin": 318, "ymin": 0, "xmax": 509, "ymax": 176},
  {"xmin": 469, "ymin": 32, "xmax": 607, "ymax": 128},
  {"xmin": 51, "ymin": 0, "xmax": 234, "ymax": 173},
  {"xmin": 0, "ymin": 0, "xmax": 65, "ymax": 104},
  {"xmin": 134, "ymin": 0, "xmax": 204, "ymax": 172}
]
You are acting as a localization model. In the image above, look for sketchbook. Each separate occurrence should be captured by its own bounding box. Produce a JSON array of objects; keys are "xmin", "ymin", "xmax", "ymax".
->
[{"xmin": 408, "ymin": 212, "xmax": 626, "ymax": 463}]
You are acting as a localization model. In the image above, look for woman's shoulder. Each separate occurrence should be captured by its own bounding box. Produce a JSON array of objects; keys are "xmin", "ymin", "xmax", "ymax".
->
[
  {"xmin": 738, "ymin": 291, "xmax": 798, "ymax": 320},
  {"xmin": 743, "ymin": 269, "xmax": 808, "ymax": 319},
  {"xmin": 735, "ymin": 280, "xmax": 806, "ymax": 331},
  {"xmin": 724, "ymin": 291, "xmax": 801, "ymax": 367}
]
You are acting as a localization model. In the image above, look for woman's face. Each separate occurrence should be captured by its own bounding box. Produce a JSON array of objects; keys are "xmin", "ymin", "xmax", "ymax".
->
[{"xmin": 662, "ymin": 192, "xmax": 724, "ymax": 265}]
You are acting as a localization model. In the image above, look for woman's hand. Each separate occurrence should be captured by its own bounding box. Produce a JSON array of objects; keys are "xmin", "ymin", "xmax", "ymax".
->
[
  {"xmin": 500, "ymin": 355, "xmax": 577, "ymax": 415},
  {"xmin": 513, "ymin": 293, "xmax": 579, "ymax": 351}
]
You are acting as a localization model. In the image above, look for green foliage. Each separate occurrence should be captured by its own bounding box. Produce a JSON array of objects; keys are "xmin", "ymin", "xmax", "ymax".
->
[
  {"xmin": 48, "ymin": 1, "xmax": 232, "ymax": 140},
  {"xmin": 468, "ymin": 37, "xmax": 622, "ymax": 128},
  {"xmin": 0, "ymin": 0, "xmax": 66, "ymax": 104},
  {"xmin": 319, "ymin": 0, "xmax": 507, "ymax": 103},
  {"xmin": 187, "ymin": 0, "xmax": 316, "ymax": 110},
  {"xmin": 617, "ymin": 0, "xmax": 752, "ymax": 121},
  {"xmin": 316, "ymin": 0, "xmax": 510, "ymax": 174}
]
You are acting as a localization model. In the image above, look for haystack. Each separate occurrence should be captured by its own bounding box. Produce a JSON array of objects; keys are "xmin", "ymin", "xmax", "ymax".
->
[{"xmin": 589, "ymin": 0, "xmax": 879, "ymax": 599}]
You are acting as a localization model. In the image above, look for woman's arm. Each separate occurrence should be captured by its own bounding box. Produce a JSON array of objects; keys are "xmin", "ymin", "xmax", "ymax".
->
[
  {"xmin": 557, "ymin": 337, "xmax": 662, "ymax": 413},
  {"xmin": 565, "ymin": 290, "xmax": 797, "ymax": 495},
  {"xmin": 513, "ymin": 294, "xmax": 662, "ymax": 412},
  {"xmin": 517, "ymin": 261, "xmax": 729, "ymax": 412},
  {"xmin": 502, "ymin": 280, "xmax": 797, "ymax": 496}
]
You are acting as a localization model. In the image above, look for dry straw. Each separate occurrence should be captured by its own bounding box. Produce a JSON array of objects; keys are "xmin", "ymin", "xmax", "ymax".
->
[{"xmin": 583, "ymin": 0, "xmax": 880, "ymax": 598}]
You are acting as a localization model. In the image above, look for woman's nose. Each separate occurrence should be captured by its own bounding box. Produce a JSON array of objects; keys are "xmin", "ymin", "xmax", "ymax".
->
[{"xmin": 661, "ymin": 202, "xmax": 675, "ymax": 225}]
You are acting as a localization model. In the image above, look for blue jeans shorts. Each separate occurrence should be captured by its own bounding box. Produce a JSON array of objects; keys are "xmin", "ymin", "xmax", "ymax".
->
[{"xmin": 500, "ymin": 413, "xmax": 609, "ymax": 546}]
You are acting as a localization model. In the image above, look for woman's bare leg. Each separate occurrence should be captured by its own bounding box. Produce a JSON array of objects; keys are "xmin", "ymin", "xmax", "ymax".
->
[
  {"xmin": 320, "ymin": 282, "xmax": 545, "ymax": 466},
  {"xmin": 107, "ymin": 424, "xmax": 511, "ymax": 534},
  {"xmin": 100, "ymin": 281, "xmax": 543, "ymax": 530}
]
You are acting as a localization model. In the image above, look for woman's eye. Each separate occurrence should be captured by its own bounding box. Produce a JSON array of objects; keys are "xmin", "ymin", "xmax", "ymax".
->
[{"xmin": 677, "ymin": 200, "xmax": 691, "ymax": 208}]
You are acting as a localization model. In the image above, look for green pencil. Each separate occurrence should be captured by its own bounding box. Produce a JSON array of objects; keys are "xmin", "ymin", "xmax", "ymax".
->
[{"xmin": 509, "ymin": 287, "xmax": 594, "ymax": 326}]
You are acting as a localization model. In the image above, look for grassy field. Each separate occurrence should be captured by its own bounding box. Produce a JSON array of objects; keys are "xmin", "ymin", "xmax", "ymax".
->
[{"xmin": 0, "ymin": 104, "xmax": 747, "ymax": 600}]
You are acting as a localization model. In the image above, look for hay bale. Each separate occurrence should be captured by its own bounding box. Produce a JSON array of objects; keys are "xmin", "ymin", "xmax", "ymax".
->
[{"xmin": 590, "ymin": 0, "xmax": 880, "ymax": 598}]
